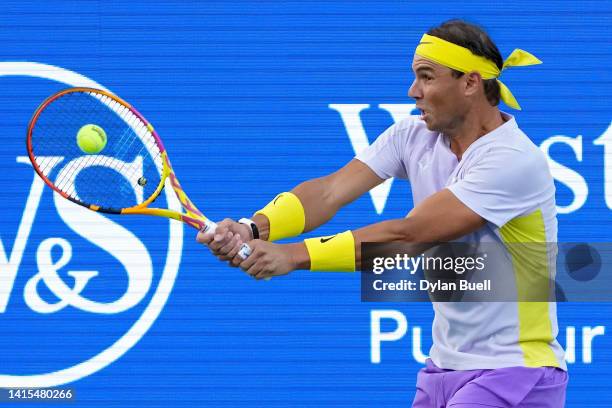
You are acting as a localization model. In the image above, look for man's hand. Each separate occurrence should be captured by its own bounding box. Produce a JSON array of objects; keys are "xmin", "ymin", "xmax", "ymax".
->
[
  {"xmin": 196, "ymin": 218, "xmax": 252, "ymax": 262},
  {"xmin": 233, "ymin": 240, "xmax": 302, "ymax": 280}
]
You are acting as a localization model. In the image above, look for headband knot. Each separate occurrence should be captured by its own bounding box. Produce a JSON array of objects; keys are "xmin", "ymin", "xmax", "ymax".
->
[{"xmin": 415, "ymin": 34, "xmax": 542, "ymax": 110}]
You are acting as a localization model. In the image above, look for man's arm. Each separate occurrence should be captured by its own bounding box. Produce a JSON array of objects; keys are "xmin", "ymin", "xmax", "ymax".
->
[
  {"xmin": 196, "ymin": 159, "xmax": 384, "ymax": 257},
  {"xmin": 239, "ymin": 188, "xmax": 486, "ymax": 278},
  {"xmin": 254, "ymin": 158, "xmax": 385, "ymax": 240}
]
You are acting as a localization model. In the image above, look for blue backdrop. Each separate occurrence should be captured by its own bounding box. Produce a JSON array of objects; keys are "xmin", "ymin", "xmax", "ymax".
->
[{"xmin": 1, "ymin": 1, "xmax": 610, "ymax": 406}]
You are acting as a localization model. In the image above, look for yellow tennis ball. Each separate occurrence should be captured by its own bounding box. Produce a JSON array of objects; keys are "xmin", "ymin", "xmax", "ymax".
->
[{"xmin": 76, "ymin": 124, "xmax": 107, "ymax": 154}]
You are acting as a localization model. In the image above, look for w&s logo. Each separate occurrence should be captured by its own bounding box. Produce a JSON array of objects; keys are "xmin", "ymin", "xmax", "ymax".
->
[{"xmin": 0, "ymin": 63, "xmax": 184, "ymax": 387}]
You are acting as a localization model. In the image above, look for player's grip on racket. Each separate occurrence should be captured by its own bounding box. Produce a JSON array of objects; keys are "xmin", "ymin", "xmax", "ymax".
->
[
  {"xmin": 200, "ymin": 222, "xmax": 253, "ymax": 260},
  {"xmin": 202, "ymin": 223, "xmax": 268, "ymax": 280},
  {"xmin": 26, "ymin": 87, "xmax": 261, "ymax": 270}
]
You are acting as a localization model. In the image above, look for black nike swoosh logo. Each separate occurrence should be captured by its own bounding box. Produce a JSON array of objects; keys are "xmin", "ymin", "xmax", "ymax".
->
[
  {"xmin": 273, "ymin": 194, "xmax": 283, "ymax": 205},
  {"xmin": 418, "ymin": 42, "xmax": 432, "ymax": 45},
  {"xmin": 320, "ymin": 235, "xmax": 336, "ymax": 243}
]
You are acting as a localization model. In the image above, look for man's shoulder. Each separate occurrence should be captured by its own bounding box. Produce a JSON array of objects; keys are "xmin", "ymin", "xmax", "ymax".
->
[
  {"xmin": 465, "ymin": 132, "xmax": 552, "ymax": 190},
  {"xmin": 474, "ymin": 127, "xmax": 546, "ymax": 166}
]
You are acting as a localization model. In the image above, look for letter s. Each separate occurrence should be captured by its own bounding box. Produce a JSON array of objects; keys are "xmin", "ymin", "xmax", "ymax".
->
[
  {"xmin": 53, "ymin": 194, "xmax": 153, "ymax": 313},
  {"xmin": 540, "ymin": 135, "xmax": 588, "ymax": 214}
]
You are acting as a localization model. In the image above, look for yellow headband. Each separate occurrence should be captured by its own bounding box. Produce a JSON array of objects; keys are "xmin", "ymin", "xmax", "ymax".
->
[{"xmin": 415, "ymin": 33, "xmax": 542, "ymax": 110}]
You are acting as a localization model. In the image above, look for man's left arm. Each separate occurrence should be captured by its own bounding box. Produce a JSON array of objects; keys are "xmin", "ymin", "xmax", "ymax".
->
[{"xmin": 237, "ymin": 188, "xmax": 486, "ymax": 279}]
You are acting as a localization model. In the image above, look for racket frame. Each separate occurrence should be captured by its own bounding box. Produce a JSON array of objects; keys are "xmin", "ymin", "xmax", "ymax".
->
[{"xmin": 26, "ymin": 87, "xmax": 216, "ymax": 233}]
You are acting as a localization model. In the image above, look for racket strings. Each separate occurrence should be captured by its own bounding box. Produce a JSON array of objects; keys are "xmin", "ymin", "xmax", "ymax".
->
[
  {"xmin": 52, "ymin": 94, "xmax": 127, "ymax": 197},
  {"xmin": 36, "ymin": 99, "xmax": 85, "ymax": 177},
  {"xmin": 52, "ymin": 100, "xmax": 99, "ymax": 195},
  {"xmin": 86, "ymin": 93, "xmax": 164, "ymax": 207},
  {"xmin": 37, "ymin": 103, "xmax": 87, "ymax": 185},
  {"xmin": 110, "ymin": 102, "xmax": 144, "ymax": 161},
  {"xmin": 30, "ymin": 90, "xmax": 164, "ymax": 210},
  {"xmin": 101, "ymin": 96, "xmax": 164, "ymax": 178}
]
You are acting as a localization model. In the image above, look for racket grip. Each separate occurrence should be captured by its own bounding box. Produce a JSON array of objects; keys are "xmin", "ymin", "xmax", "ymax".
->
[{"xmin": 200, "ymin": 220, "xmax": 217, "ymax": 234}]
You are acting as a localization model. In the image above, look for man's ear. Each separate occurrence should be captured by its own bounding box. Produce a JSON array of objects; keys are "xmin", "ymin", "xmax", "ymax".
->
[{"xmin": 464, "ymin": 71, "xmax": 483, "ymax": 97}]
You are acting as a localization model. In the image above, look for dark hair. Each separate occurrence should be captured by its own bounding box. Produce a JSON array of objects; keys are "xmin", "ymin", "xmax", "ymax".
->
[{"xmin": 427, "ymin": 19, "xmax": 503, "ymax": 106}]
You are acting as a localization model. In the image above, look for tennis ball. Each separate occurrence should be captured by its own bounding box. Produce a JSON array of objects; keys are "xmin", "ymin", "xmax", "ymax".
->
[{"xmin": 76, "ymin": 124, "xmax": 107, "ymax": 154}]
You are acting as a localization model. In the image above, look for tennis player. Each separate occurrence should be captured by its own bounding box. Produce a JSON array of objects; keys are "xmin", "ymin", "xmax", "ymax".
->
[{"xmin": 198, "ymin": 19, "xmax": 568, "ymax": 407}]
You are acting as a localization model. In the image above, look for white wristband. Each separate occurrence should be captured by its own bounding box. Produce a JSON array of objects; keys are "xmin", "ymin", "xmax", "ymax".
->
[{"xmin": 238, "ymin": 218, "xmax": 259, "ymax": 240}]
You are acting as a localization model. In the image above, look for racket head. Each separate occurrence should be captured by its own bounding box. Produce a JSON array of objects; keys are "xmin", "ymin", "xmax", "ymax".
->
[{"xmin": 26, "ymin": 87, "xmax": 170, "ymax": 214}]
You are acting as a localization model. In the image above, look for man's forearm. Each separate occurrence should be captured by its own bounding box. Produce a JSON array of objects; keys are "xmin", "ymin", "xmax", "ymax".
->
[
  {"xmin": 352, "ymin": 218, "xmax": 416, "ymax": 243},
  {"xmin": 292, "ymin": 177, "xmax": 341, "ymax": 231},
  {"xmin": 351, "ymin": 218, "xmax": 434, "ymax": 269},
  {"xmin": 283, "ymin": 218, "xmax": 427, "ymax": 271},
  {"xmin": 253, "ymin": 177, "xmax": 340, "ymax": 241}
]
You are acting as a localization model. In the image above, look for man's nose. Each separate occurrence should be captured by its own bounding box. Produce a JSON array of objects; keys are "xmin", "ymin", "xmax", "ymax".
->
[{"xmin": 408, "ymin": 79, "xmax": 421, "ymax": 99}]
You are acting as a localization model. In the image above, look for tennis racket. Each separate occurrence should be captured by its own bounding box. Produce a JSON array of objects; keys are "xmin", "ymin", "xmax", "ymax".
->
[{"xmin": 26, "ymin": 87, "xmax": 252, "ymax": 259}]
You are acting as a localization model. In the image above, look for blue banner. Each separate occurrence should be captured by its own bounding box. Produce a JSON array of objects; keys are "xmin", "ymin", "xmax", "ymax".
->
[{"xmin": 1, "ymin": 1, "xmax": 610, "ymax": 406}]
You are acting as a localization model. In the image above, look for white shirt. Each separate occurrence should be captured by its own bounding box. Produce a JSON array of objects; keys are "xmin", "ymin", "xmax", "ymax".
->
[{"xmin": 356, "ymin": 112, "xmax": 566, "ymax": 370}]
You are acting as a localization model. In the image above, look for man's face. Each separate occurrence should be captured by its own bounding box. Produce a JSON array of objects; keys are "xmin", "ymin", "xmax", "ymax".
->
[{"xmin": 409, "ymin": 55, "xmax": 469, "ymax": 133}]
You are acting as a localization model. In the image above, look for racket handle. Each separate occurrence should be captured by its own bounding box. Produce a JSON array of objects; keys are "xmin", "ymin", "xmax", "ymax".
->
[{"xmin": 200, "ymin": 220, "xmax": 217, "ymax": 234}]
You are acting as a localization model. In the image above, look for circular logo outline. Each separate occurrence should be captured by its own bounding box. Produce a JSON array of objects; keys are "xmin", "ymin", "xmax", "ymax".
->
[{"xmin": 0, "ymin": 61, "xmax": 183, "ymax": 387}]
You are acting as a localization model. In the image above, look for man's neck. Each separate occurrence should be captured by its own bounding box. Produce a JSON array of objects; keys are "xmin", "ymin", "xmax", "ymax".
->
[{"xmin": 446, "ymin": 107, "xmax": 505, "ymax": 160}]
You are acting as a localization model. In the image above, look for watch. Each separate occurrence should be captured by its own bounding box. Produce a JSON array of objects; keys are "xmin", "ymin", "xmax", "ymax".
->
[{"xmin": 238, "ymin": 218, "xmax": 260, "ymax": 240}]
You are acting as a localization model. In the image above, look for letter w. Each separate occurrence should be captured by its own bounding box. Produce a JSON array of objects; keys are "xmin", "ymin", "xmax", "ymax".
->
[
  {"xmin": 0, "ymin": 157, "xmax": 62, "ymax": 312},
  {"xmin": 329, "ymin": 104, "xmax": 415, "ymax": 214}
]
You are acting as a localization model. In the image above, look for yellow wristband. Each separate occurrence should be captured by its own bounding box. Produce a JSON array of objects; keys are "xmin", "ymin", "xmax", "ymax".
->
[
  {"xmin": 255, "ymin": 192, "xmax": 305, "ymax": 241},
  {"xmin": 304, "ymin": 231, "xmax": 356, "ymax": 272}
]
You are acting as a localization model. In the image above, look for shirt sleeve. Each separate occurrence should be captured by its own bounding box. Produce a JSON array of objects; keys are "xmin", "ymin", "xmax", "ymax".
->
[
  {"xmin": 446, "ymin": 147, "xmax": 551, "ymax": 228},
  {"xmin": 354, "ymin": 120, "xmax": 412, "ymax": 180}
]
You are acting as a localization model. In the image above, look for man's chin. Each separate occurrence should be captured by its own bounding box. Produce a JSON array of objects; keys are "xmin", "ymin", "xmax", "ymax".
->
[
  {"xmin": 420, "ymin": 114, "xmax": 433, "ymax": 129},
  {"xmin": 422, "ymin": 117, "xmax": 443, "ymax": 132},
  {"xmin": 423, "ymin": 119, "xmax": 436, "ymax": 131}
]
